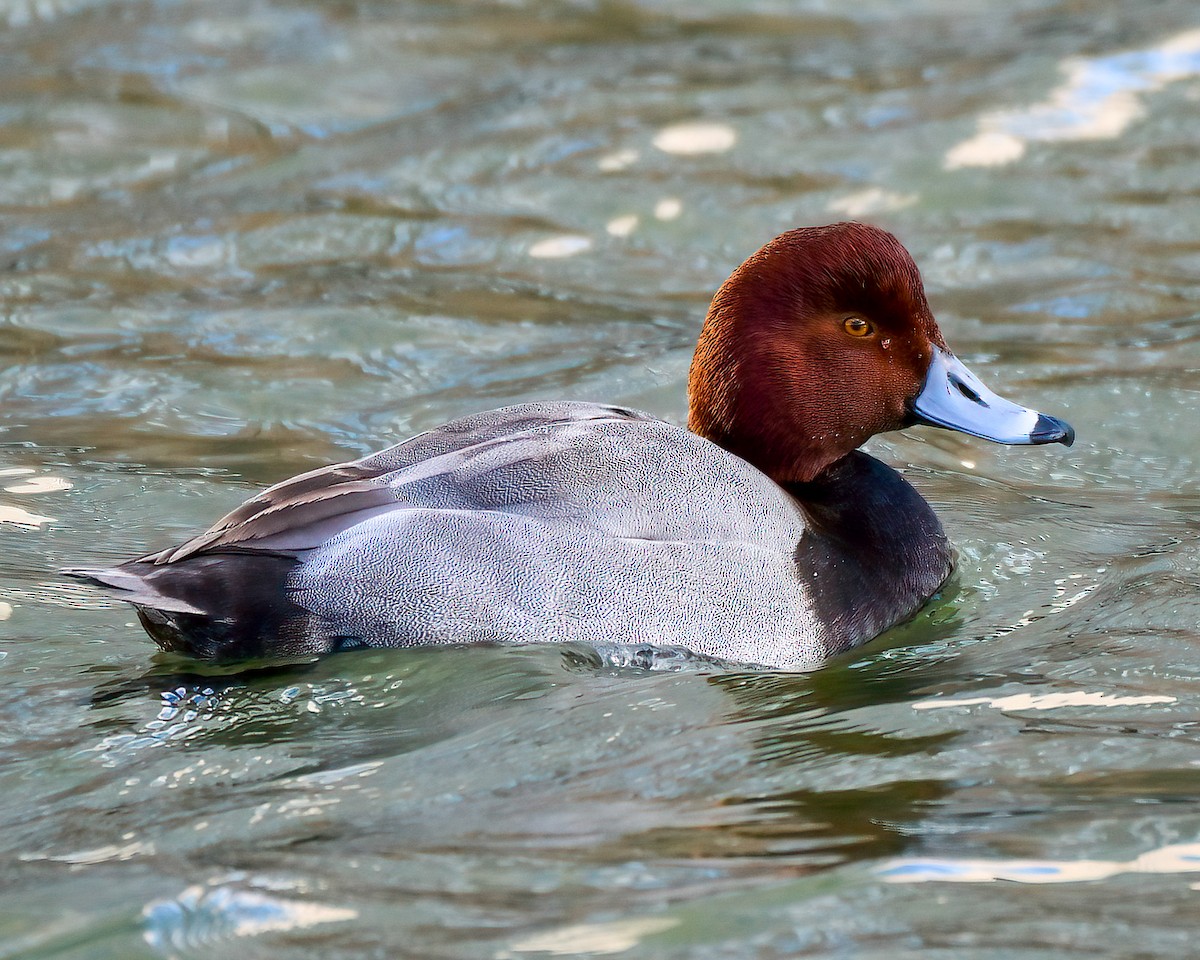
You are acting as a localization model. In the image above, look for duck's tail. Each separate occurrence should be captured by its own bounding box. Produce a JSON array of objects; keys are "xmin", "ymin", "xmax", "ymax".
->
[
  {"xmin": 63, "ymin": 564, "xmax": 208, "ymax": 614},
  {"xmin": 64, "ymin": 554, "xmax": 340, "ymax": 661}
]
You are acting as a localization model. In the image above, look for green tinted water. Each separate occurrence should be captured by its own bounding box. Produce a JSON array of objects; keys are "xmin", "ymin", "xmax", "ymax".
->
[{"xmin": 2, "ymin": 1, "xmax": 1200, "ymax": 957}]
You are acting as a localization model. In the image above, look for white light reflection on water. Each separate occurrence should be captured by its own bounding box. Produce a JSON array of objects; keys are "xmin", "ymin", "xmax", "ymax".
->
[
  {"xmin": 87, "ymin": 687, "xmax": 222, "ymax": 767},
  {"xmin": 0, "ymin": 504, "xmax": 57, "ymax": 527},
  {"xmin": 20, "ymin": 839, "xmax": 155, "ymax": 865},
  {"xmin": 913, "ymin": 690, "xmax": 1176, "ymax": 712},
  {"xmin": 597, "ymin": 148, "xmax": 639, "ymax": 171},
  {"xmin": 880, "ymin": 841, "xmax": 1200, "ymax": 885},
  {"xmin": 652, "ymin": 122, "xmax": 737, "ymax": 156},
  {"xmin": 528, "ymin": 235, "xmax": 593, "ymax": 259},
  {"xmin": 2, "ymin": 475, "xmax": 72, "ymax": 493},
  {"xmin": 653, "ymin": 197, "xmax": 682, "ymax": 220},
  {"xmin": 606, "ymin": 214, "xmax": 639, "ymax": 237},
  {"xmin": 497, "ymin": 916, "xmax": 680, "ymax": 959},
  {"xmin": 827, "ymin": 186, "xmax": 919, "ymax": 217},
  {"xmin": 946, "ymin": 28, "xmax": 1200, "ymax": 168},
  {"xmin": 144, "ymin": 884, "xmax": 357, "ymax": 954}
]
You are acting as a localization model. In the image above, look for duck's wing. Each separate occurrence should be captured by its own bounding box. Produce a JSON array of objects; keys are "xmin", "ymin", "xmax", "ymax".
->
[
  {"xmin": 284, "ymin": 408, "xmax": 818, "ymax": 666},
  {"xmin": 144, "ymin": 401, "xmax": 654, "ymax": 564},
  {"xmin": 68, "ymin": 400, "xmax": 818, "ymax": 663}
]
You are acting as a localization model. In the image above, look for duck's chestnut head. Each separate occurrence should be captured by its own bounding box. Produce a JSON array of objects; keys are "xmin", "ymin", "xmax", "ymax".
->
[{"xmin": 687, "ymin": 222, "xmax": 1073, "ymax": 483}]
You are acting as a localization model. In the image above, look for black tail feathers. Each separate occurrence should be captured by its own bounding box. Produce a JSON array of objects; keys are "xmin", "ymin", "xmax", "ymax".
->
[{"xmin": 65, "ymin": 553, "xmax": 342, "ymax": 661}]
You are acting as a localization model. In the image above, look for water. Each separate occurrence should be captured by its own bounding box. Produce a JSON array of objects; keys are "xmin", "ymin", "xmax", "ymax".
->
[{"xmin": 2, "ymin": 0, "xmax": 1200, "ymax": 956}]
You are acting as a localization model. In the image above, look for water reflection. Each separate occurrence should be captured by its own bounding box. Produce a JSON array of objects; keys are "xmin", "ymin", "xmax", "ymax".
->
[
  {"xmin": 0, "ymin": 504, "xmax": 56, "ymax": 528},
  {"xmin": 5, "ymin": 0, "xmax": 1200, "ymax": 957},
  {"xmin": 145, "ymin": 882, "xmax": 356, "ymax": 954},
  {"xmin": 499, "ymin": 916, "xmax": 679, "ymax": 959},
  {"xmin": 651, "ymin": 121, "xmax": 738, "ymax": 156},
  {"xmin": 914, "ymin": 690, "xmax": 1177, "ymax": 712},
  {"xmin": 729, "ymin": 779, "xmax": 952, "ymax": 863},
  {"xmin": 881, "ymin": 839, "xmax": 1200, "ymax": 885},
  {"xmin": 947, "ymin": 27, "xmax": 1200, "ymax": 167}
]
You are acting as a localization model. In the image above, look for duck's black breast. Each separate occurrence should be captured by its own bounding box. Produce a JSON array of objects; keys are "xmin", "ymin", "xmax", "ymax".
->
[{"xmin": 788, "ymin": 451, "xmax": 953, "ymax": 655}]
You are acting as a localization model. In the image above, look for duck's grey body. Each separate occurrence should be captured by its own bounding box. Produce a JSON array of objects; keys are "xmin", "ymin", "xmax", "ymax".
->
[{"xmin": 70, "ymin": 402, "xmax": 951, "ymax": 670}]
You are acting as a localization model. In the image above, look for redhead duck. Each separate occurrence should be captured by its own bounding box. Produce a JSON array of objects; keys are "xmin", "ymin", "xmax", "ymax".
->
[{"xmin": 69, "ymin": 222, "xmax": 1073, "ymax": 669}]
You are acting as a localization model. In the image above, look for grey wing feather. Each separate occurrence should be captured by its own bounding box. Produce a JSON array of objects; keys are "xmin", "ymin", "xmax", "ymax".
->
[
  {"xmin": 286, "ymin": 404, "xmax": 821, "ymax": 667},
  {"xmin": 355, "ymin": 401, "xmax": 648, "ymax": 473},
  {"xmin": 148, "ymin": 402, "xmax": 651, "ymax": 564}
]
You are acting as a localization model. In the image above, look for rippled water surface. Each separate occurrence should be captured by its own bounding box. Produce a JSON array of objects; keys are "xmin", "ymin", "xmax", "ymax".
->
[{"xmin": 3, "ymin": 1, "xmax": 1200, "ymax": 956}]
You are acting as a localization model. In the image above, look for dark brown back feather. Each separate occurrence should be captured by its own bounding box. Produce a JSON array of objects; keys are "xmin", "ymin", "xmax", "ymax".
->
[{"xmin": 149, "ymin": 463, "xmax": 395, "ymax": 563}]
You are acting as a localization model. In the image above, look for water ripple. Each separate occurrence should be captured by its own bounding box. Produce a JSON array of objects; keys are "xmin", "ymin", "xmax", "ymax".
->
[{"xmin": 144, "ymin": 883, "xmax": 356, "ymax": 954}]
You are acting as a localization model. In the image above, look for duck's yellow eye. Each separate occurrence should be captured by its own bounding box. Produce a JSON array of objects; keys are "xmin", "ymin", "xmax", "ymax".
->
[{"xmin": 843, "ymin": 317, "xmax": 874, "ymax": 338}]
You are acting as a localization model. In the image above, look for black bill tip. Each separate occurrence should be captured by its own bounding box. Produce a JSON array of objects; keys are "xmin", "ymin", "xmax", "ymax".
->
[{"xmin": 1031, "ymin": 413, "xmax": 1075, "ymax": 447}]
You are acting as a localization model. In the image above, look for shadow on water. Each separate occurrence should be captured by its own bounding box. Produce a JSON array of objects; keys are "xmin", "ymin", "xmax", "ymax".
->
[
  {"xmin": 658, "ymin": 588, "xmax": 972, "ymax": 872},
  {"xmin": 553, "ymin": 776, "xmax": 953, "ymax": 890},
  {"xmin": 571, "ymin": 585, "xmax": 972, "ymax": 870},
  {"xmin": 83, "ymin": 642, "xmax": 587, "ymax": 774},
  {"xmin": 87, "ymin": 653, "xmax": 331, "ymax": 711}
]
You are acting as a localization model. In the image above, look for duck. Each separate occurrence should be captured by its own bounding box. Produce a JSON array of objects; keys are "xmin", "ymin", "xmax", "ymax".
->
[{"xmin": 68, "ymin": 222, "xmax": 1074, "ymax": 670}]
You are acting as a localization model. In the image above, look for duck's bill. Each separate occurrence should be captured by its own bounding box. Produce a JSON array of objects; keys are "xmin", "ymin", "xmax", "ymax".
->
[{"xmin": 911, "ymin": 345, "xmax": 1074, "ymax": 447}]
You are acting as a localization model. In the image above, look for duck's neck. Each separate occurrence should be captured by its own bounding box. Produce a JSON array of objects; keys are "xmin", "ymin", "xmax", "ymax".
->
[
  {"xmin": 687, "ymin": 292, "xmax": 852, "ymax": 484},
  {"xmin": 787, "ymin": 452, "xmax": 953, "ymax": 654}
]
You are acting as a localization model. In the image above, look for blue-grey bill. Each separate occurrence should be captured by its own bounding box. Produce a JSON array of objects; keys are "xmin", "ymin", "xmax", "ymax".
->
[{"xmin": 911, "ymin": 345, "xmax": 1075, "ymax": 447}]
